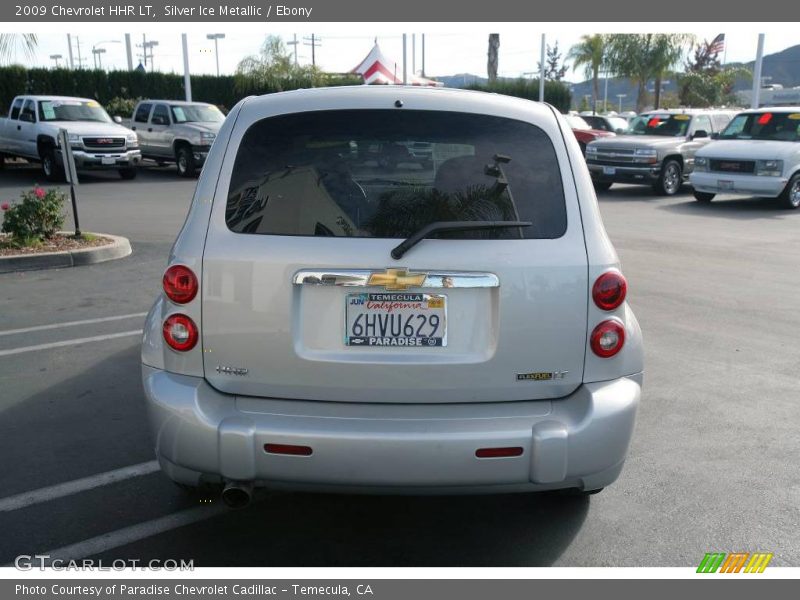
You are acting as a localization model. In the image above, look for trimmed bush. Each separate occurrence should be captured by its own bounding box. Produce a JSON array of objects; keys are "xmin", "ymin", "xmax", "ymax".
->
[{"xmin": 466, "ymin": 79, "xmax": 572, "ymax": 113}]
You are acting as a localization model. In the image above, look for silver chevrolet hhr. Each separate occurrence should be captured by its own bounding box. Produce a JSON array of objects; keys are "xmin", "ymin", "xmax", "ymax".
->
[{"xmin": 141, "ymin": 86, "xmax": 643, "ymax": 508}]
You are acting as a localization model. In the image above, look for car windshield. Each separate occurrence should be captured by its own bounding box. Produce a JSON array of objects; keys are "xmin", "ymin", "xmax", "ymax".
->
[
  {"xmin": 226, "ymin": 109, "xmax": 567, "ymax": 240},
  {"xmin": 628, "ymin": 114, "xmax": 692, "ymax": 136},
  {"xmin": 170, "ymin": 104, "xmax": 224, "ymax": 123},
  {"xmin": 566, "ymin": 115, "xmax": 592, "ymax": 130},
  {"xmin": 718, "ymin": 112, "xmax": 800, "ymax": 142},
  {"xmin": 38, "ymin": 100, "xmax": 112, "ymax": 123}
]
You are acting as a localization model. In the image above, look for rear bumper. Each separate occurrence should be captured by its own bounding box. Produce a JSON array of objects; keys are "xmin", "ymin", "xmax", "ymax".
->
[
  {"xmin": 689, "ymin": 171, "xmax": 788, "ymax": 198},
  {"xmin": 142, "ymin": 365, "xmax": 641, "ymax": 494}
]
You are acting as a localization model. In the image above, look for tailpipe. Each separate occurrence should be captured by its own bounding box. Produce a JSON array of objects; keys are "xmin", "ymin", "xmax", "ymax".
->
[{"xmin": 221, "ymin": 480, "xmax": 253, "ymax": 509}]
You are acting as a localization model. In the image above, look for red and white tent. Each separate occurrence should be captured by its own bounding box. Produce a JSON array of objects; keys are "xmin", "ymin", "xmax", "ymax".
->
[{"xmin": 351, "ymin": 43, "xmax": 442, "ymax": 87}]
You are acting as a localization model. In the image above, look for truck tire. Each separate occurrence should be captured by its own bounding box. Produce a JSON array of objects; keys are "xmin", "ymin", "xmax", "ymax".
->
[
  {"xmin": 41, "ymin": 149, "xmax": 64, "ymax": 182},
  {"xmin": 693, "ymin": 191, "xmax": 715, "ymax": 203},
  {"xmin": 778, "ymin": 172, "xmax": 800, "ymax": 209},
  {"xmin": 653, "ymin": 159, "xmax": 682, "ymax": 196},
  {"xmin": 176, "ymin": 145, "xmax": 196, "ymax": 178},
  {"xmin": 119, "ymin": 168, "xmax": 138, "ymax": 180}
]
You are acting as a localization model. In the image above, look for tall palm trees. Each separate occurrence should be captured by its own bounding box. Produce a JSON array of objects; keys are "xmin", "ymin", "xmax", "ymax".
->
[
  {"xmin": 0, "ymin": 34, "xmax": 38, "ymax": 64},
  {"xmin": 567, "ymin": 34, "xmax": 606, "ymax": 114}
]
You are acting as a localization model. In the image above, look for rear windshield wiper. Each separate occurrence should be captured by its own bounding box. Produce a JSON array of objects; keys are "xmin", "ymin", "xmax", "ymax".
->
[{"xmin": 391, "ymin": 220, "xmax": 532, "ymax": 259}]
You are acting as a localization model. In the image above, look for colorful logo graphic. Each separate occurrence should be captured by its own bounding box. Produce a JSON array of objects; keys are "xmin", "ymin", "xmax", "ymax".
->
[{"xmin": 697, "ymin": 552, "xmax": 773, "ymax": 573}]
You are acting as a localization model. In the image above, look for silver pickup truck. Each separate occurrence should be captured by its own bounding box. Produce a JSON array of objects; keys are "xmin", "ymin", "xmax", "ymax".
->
[
  {"xmin": 0, "ymin": 95, "xmax": 141, "ymax": 181},
  {"xmin": 585, "ymin": 108, "xmax": 738, "ymax": 195},
  {"xmin": 127, "ymin": 100, "xmax": 224, "ymax": 177}
]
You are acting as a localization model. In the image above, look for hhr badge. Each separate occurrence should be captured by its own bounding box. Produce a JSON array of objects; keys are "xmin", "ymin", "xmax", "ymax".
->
[
  {"xmin": 367, "ymin": 268, "xmax": 427, "ymax": 291},
  {"xmin": 216, "ymin": 365, "xmax": 249, "ymax": 376},
  {"xmin": 517, "ymin": 370, "xmax": 569, "ymax": 381}
]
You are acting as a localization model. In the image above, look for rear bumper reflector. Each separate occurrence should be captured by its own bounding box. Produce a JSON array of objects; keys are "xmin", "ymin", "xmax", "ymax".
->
[
  {"xmin": 475, "ymin": 447, "xmax": 524, "ymax": 459},
  {"xmin": 264, "ymin": 443, "xmax": 313, "ymax": 456}
]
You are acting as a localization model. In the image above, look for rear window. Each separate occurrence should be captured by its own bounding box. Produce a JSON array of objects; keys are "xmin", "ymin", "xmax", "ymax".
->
[{"xmin": 226, "ymin": 110, "xmax": 567, "ymax": 240}]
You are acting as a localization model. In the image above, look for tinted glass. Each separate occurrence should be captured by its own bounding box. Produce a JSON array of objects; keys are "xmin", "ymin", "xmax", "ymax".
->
[
  {"xmin": 10, "ymin": 98, "xmax": 23, "ymax": 120},
  {"xmin": 693, "ymin": 115, "xmax": 712, "ymax": 134},
  {"xmin": 628, "ymin": 113, "xmax": 692, "ymax": 136},
  {"xmin": 151, "ymin": 104, "xmax": 170, "ymax": 124},
  {"xmin": 21, "ymin": 100, "xmax": 36, "ymax": 121},
  {"xmin": 134, "ymin": 103, "xmax": 152, "ymax": 123},
  {"xmin": 227, "ymin": 110, "xmax": 567, "ymax": 240},
  {"xmin": 719, "ymin": 112, "xmax": 800, "ymax": 142},
  {"xmin": 37, "ymin": 99, "xmax": 111, "ymax": 123}
]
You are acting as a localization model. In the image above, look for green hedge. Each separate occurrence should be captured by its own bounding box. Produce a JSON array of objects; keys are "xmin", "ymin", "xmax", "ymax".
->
[
  {"xmin": 0, "ymin": 66, "xmax": 361, "ymax": 115},
  {"xmin": 466, "ymin": 79, "xmax": 572, "ymax": 113}
]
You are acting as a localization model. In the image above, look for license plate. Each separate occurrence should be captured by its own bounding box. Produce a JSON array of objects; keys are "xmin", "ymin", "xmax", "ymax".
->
[
  {"xmin": 603, "ymin": 166, "xmax": 616, "ymax": 175},
  {"xmin": 345, "ymin": 293, "xmax": 447, "ymax": 347},
  {"xmin": 101, "ymin": 157, "xmax": 116, "ymax": 165},
  {"xmin": 718, "ymin": 180, "xmax": 734, "ymax": 190}
]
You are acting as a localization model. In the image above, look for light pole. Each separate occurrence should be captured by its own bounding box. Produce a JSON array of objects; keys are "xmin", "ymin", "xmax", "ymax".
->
[
  {"xmin": 92, "ymin": 40, "xmax": 120, "ymax": 70},
  {"xmin": 617, "ymin": 94, "xmax": 627, "ymax": 113},
  {"xmin": 50, "ymin": 54, "xmax": 63, "ymax": 68},
  {"xmin": 206, "ymin": 33, "xmax": 225, "ymax": 76}
]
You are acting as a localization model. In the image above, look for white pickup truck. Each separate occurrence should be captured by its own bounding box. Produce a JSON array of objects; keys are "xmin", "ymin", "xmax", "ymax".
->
[
  {"xmin": 690, "ymin": 107, "xmax": 800, "ymax": 209},
  {"xmin": 0, "ymin": 95, "xmax": 141, "ymax": 181}
]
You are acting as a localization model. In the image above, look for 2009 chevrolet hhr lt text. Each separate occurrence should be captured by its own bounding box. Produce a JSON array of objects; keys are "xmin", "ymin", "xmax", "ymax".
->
[{"xmin": 141, "ymin": 86, "xmax": 644, "ymax": 508}]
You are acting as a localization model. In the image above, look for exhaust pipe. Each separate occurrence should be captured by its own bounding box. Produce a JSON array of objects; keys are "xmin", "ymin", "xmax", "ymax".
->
[{"xmin": 221, "ymin": 480, "xmax": 253, "ymax": 509}]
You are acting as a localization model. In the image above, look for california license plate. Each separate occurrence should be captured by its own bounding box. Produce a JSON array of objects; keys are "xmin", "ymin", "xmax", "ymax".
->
[
  {"xmin": 345, "ymin": 293, "xmax": 447, "ymax": 347},
  {"xmin": 603, "ymin": 166, "xmax": 616, "ymax": 175},
  {"xmin": 101, "ymin": 157, "xmax": 116, "ymax": 165},
  {"xmin": 718, "ymin": 180, "xmax": 734, "ymax": 190}
]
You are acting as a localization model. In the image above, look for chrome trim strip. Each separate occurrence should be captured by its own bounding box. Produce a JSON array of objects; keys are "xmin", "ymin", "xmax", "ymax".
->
[{"xmin": 292, "ymin": 269, "xmax": 499, "ymax": 289}]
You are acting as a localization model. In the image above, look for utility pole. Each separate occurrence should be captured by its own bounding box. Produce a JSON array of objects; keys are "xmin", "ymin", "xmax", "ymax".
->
[
  {"xmin": 539, "ymin": 34, "xmax": 546, "ymax": 102},
  {"xmin": 182, "ymin": 34, "xmax": 192, "ymax": 101},
  {"xmin": 752, "ymin": 33, "xmax": 765, "ymax": 109},
  {"xmin": 287, "ymin": 34, "xmax": 299, "ymax": 65},
  {"xmin": 206, "ymin": 33, "xmax": 225, "ymax": 76},
  {"xmin": 402, "ymin": 33, "xmax": 407, "ymax": 84},
  {"xmin": 412, "ymin": 33, "xmax": 416, "ymax": 75},
  {"xmin": 66, "ymin": 34, "xmax": 74, "ymax": 69},
  {"xmin": 76, "ymin": 36, "xmax": 83, "ymax": 69},
  {"xmin": 125, "ymin": 34, "xmax": 133, "ymax": 70},
  {"xmin": 421, "ymin": 34, "xmax": 426, "ymax": 77},
  {"xmin": 303, "ymin": 34, "xmax": 321, "ymax": 67}
]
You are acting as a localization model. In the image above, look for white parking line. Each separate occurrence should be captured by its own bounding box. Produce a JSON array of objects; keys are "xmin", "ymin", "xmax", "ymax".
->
[
  {"xmin": 0, "ymin": 461, "xmax": 160, "ymax": 513},
  {"xmin": 40, "ymin": 505, "xmax": 229, "ymax": 562},
  {"xmin": 0, "ymin": 330, "xmax": 143, "ymax": 357},
  {"xmin": 0, "ymin": 312, "xmax": 147, "ymax": 337}
]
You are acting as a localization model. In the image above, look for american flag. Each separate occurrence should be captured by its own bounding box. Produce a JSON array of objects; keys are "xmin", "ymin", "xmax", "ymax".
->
[{"xmin": 710, "ymin": 34, "xmax": 726, "ymax": 55}]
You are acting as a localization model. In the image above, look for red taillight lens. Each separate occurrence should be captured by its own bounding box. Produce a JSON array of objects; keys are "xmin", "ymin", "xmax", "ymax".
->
[
  {"xmin": 264, "ymin": 443, "xmax": 313, "ymax": 456},
  {"xmin": 590, "ymin": 319, "xmax": 625, "ymax": 358},
  {"xmin": 592, "ymin": 271, "xmax": 627, "ymax": 311},
  {"xmin": 163, "ymin": 265, "xmax": 198, "ymax": 304},
  {"xmin": 163, "ymin": 314, "xmax": 198, "ymax": 352},
  {"xmin": 475, "ymin": 447, "xmax": 524, "ymax": 458}
]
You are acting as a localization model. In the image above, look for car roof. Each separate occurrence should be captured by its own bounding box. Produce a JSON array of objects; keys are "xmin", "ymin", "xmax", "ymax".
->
[
  {"xmin": 741, "ymin": 106, "xmax": 800, "ymax": 113},
  {"xmin": 16, "ymin": 95, "xmax": 97, "ymax": 103},
  {"xmin": 141, "ymin": 99, "xmax": 214, "ymax": 106}
]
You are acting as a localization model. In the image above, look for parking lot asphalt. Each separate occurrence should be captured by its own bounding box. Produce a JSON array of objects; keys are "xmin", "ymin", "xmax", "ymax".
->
[{"xmin": 0, "ymin": 162, "xmax": 798, "ymax": 567}]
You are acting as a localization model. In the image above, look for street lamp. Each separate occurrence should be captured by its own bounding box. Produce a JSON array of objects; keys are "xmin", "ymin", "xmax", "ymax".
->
[
  {"xmin": 49, "ymin": 54, "xmax": 63, "ymax": 68},
  {"xmin": 92, "ymin": 40, "xmax": 120, "ymax": 70},
  {"xmin": 616, "ymin": 94, "xmax": 627, "ymax": 113},
  {"xmin": 206, "ymin": 33, "xmax": 225, "ymax": 76}
]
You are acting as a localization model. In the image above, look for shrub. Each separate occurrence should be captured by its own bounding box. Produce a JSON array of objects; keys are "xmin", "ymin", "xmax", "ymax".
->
[
  {"xmin": 105, "ymin": 96, "xmax": 139, "ymax": 119},
  {"xmin": 1, "ymin": 186, "xmax": 66, "ymax": 246}
]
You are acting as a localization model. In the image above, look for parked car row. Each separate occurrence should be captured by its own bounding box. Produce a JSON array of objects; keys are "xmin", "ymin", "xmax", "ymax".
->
[
  {"xmin": 0, "ymin": 95, "xmax": 224, "ymax": 181},
  {"xmin": 584, "ymin": 106, "xmax": 800, "ymax": 208}
]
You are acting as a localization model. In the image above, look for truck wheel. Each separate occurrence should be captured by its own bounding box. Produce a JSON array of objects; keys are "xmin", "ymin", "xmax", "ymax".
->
[
  {"xmin": 176, "ymin": 146, "xmax": 196, "ymax": 177},
  {"xmin": 693, "ymin": 191, "xmax": 715, "ymax": 203},
  {"xmin": 119, "ymin": 168, "xmax": 138, "ymax": 180},
  {"xmin": 653, "ymin": 159, "xmax": 682, "ymax": 196},
  {"xmin": 593, "ymin": 181, "xmax": 613, "ymax": 192},
  {"xmin": 778, "ymin": 173, "xmax": 800, "ymax": 209},
  {"xmin": 41, "ymin": 149, "xmax": 64, "ymax": 182}
]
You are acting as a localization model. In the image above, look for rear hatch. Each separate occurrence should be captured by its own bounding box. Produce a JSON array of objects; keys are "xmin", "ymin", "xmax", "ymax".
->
[{"xmin": 202, "ymin": 106, "xmax": 588, "ymax": 403}]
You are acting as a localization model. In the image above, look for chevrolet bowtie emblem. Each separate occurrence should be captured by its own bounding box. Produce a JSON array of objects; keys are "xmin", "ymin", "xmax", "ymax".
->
[{"xmin": 367, "ymin": 268, "xmax": 427, "ymax": 290}]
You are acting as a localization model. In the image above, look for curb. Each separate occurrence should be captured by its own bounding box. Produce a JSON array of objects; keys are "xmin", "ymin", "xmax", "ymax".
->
[{"xmin": 0, "ymin": 233, "xmax": 132, "ymax": 274}]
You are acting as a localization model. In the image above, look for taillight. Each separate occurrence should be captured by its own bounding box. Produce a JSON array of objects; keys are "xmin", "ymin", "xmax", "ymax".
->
[
  {"xmin": 163, "ymin": 314, "xmax": 198, "ymax": 351},
  {"xmin": 592, "ymin": 271, "xmax": 627, "ymax": 311},
  {"xmin": 590, "ymin": 319, "xmax": 625, "ymax": 358},
  {"xmin": 163, "ymin": 265, "xmax": 198, "ymax": 304}
]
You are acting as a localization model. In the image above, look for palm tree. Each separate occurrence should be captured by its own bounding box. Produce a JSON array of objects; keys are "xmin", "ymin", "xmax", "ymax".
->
[
  {"xmin": 0, "ymin": 34, "xmax": 38, "ymax": 64},
  {"xmin": 567, "ymin": 35, "xmax": 606, "ymax": 114}
]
